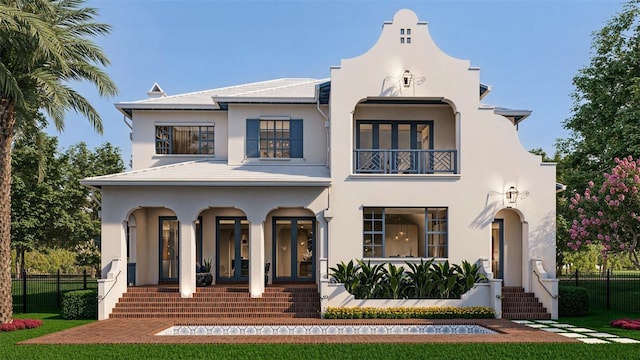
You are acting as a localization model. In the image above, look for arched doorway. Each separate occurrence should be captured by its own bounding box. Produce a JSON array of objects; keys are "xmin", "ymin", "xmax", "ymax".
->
[{"xmin": 493, "ymin": 209, "xmax": 523, "ymax": 287}]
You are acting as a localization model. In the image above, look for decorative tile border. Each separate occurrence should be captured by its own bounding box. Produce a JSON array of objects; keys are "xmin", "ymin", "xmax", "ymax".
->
[{"xmin": 157, "ymin": 324, "xmax": 497, "ymax": 336}]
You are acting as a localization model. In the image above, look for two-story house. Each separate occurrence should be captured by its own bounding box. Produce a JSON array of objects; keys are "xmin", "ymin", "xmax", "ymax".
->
[{"xmin": 83, "ymin": 9, "xmax": 558, "ymax": 320}]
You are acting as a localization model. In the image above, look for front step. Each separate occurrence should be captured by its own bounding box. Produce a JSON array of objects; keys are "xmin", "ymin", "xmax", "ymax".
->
[
  {"xmin": 110, "ymin": 285, "xmax": 321, "ymax": 319},
  {"xmin": 501, "ymin": 286, "xmax": 551, "ymax": 320}
]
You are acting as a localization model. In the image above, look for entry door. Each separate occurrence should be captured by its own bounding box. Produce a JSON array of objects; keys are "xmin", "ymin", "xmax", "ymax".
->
[
  {"xmin": 273, "ymin": 218, "xmax": 315, "ymax": 282},
  {"xmin": 159, "ymin": 217, "xmax": 179, "ymax": 282},
  {"xmin": 491, "ymin": 219, "xmax": 504, "ymax": 280},
  {"xmin": 216, "ymin": 217, "xmax": 249, "ymax": 282}
]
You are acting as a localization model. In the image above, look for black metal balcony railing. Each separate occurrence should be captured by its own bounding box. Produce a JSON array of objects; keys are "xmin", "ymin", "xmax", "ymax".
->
[{"xmin": 354, "ymin": 149, "xmax": 458, "ymax": 174}]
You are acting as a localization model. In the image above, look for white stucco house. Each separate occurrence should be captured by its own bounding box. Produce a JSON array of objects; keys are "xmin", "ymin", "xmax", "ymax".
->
[{"xmin": 83, "ymin": 9, "xmax": 558, "ymax": 320}]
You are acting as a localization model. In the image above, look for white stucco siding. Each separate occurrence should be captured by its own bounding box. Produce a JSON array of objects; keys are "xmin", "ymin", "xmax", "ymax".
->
[
  {"xmin": 131, "ymin": 110, "xmax": 228, "ymax": 170},
  {"xmin": 226, "ymin": 104, "xmax": 328, "ymax": 166},
  {"xmin": 325, "ymin": 9, "xmax": 556, "ymax": 281}
]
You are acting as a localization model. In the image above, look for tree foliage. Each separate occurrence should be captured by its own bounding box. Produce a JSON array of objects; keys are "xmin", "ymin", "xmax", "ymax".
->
[
  {"xmin": 557, "ymin": 1, "xmax": 640, "ymax": 193},
  {"xmin": 11, "ymin": 131, "xmax": 124, "ymax": 272},
  {"xmin": 567, "ymin": 156, "xmax": 640, "ymax": 268},
  {"xmin": 0, "ymin": 0, "xmax": 117, "ymax": 324}
]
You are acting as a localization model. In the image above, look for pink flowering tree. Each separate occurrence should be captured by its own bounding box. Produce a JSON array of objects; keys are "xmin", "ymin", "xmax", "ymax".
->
[{"xmin": 567, "ymin": 156, "xmax": 640, "ymax": 269}]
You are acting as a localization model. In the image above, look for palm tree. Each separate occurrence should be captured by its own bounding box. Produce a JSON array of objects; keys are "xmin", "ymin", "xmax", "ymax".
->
[{"xmin": 0, "ymin": 0, "xmax": 117, "ymax": 324}]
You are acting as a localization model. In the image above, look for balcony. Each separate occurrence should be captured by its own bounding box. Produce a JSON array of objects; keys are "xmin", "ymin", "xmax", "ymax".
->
[{"xmin": 354, "ymin": 149, "xmax": 458, "ymax": 175}]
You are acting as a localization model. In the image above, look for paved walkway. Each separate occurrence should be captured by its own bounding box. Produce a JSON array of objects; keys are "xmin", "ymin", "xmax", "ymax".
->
[
  {"xmin": 21, "ymin": 318, "xmax": 580, "ymax": 344},
  {"xmin": 513, "ymin": 320, "xmax": 640, "ymax": 344}
]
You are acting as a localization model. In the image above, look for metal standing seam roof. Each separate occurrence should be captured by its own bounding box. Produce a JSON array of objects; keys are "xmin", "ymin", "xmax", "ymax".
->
[
  {"xmin": 115, "ymin": 78, "xmax": 330, "ymax": 116},
  {"xmin": 80, "ymin": 160, "xmax": 331, "ymax": 188}
]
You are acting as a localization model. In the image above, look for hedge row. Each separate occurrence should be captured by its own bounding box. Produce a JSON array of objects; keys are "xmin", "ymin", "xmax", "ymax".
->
[{"xmin": 323, "ymin": 306, "xmax": 496, "ymax": 319}]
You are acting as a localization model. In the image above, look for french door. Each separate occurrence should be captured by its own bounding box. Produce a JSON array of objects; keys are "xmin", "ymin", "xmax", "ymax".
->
[
  {"xmin": 273, "ymin": 217, "xmax": 315, "ymax": 282},
  {"xmin": 159, "ymin": 217, "xmax": 179, "ymax": 282},
  {"xmin": 491, "ymin": 219, "xmax": 504, "ymax": 280},
  {"xmin": 216, "ymin": 217, "xmax": 250, "ymax": 283}
]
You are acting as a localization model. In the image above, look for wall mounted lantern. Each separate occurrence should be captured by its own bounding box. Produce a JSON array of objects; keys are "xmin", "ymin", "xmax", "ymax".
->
[
  {"xmin": 402, "ymin": 70, "xmax": 413, "ymax": 87},
  {"xmin": 506, "ymin": 186, "xmax": 519, "ymax": 205}
]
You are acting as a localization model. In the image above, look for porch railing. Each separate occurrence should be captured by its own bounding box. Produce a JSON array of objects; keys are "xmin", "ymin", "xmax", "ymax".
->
[{"xmin": 354, "ymin": 149, "xmax": 458, "ymax": 174}]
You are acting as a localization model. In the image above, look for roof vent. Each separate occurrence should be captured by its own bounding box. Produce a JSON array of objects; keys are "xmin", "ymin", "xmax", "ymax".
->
[{"xmin": 147, "ymin": 82, "xmax": 166, "ymax": 98}]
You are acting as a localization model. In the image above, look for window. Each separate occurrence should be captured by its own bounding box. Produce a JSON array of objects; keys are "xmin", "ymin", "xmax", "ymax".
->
[
  {"xmin": 155, "ymin": 125, "xmax": 214, "ymax": 155},
  {"xmin": 246, "ymin": 118, "xmax": 303, "ymax": 158},
  {"xmin": 362, "ymin": 207, "xmax": 448, "ymax": 258}
]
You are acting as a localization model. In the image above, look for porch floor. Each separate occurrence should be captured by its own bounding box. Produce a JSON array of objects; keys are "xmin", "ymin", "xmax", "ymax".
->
[{"xmin": 21, "ymin": 318, "xmax": 579, "ymax": 344}]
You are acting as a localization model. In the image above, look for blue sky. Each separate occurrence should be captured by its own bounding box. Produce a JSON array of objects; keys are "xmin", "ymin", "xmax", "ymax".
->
[{"xmin": 50, "ymin": 0, "xmax": 626, "ymax": 165}]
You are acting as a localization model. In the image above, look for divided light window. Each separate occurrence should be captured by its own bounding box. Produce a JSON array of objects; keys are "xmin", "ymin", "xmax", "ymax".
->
[
  {"xmin": 246, "ymin": 119, "xmax": 303, "ymax": 158},
  {"xmin": 155, "ymin": 125, "xmax": 215, "ymax": 155},
  {"xmin": 363, "ymin": 207, "xmax": 448, "ymax": 258}
]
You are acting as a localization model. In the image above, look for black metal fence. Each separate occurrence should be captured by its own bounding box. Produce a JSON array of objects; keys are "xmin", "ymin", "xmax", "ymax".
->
[
  {"xmin": 11, "ymin": 270, "xmax": 98, "ymax": 313},
  {"xmin": 559, "ymin": 270, "xmax": 640, "ymax": 313}
]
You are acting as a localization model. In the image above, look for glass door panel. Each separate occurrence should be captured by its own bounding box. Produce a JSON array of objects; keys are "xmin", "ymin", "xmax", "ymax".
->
[
  {"xmin": 492, "ymin": 220, "xmax": 503, "ymax": 279},
  {"xmin": 273, "ymin": 218, "xmax": 315, "ymax": 282},
  {"xmin": 216, "ymin": 218, "xmax": 249, "ymax": 282},
  {"xmin": 159, "ymin": 217, "xmax": 179, "ymax": 282}
]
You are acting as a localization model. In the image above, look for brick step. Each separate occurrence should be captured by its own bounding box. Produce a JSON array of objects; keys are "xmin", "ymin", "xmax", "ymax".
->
[
  {"xmin": 502, "ymin": 312, "xmax": 552, "ymax": 320},
  {"xmin": 502, "ymin": 298, "xmax": 544, "ymax": 304},
  {"xmin": 119, "ymin": 295, "xmax": 319, "ymax": 301},
  {"xmin": 502, "ymin": 306, "xmax": 547, "ymax": 313},
  {"xmin": 501, "ymin": 286, "xmax": 551, "ymax": 320},
  {"xmin": 111, "ymin": 286, "xmax": 321, "ymax": 319},
  {"xmin": 112, "ymin": 306, "xmax": 317, "ymax": 313},
  {"xmin": 109, "ymin": 312, "xmax": 319, "ymax": 319},
  {"xmin": 126, "ymin": 287, "xmax": 317, "ymax": 293},
  {"xmin": 115, "ymin": 303, "xmax": 319, "ymax": 310}
]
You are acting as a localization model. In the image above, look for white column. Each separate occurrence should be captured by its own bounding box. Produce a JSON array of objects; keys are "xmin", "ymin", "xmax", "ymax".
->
[
  {"xmin": 249, "ymin": 221, "xmax": 265, "ymax": 297},
  {"xmin": 128, "ymin": 215, "xmax": 137, "ymax": 263},
  {"xmin": 178, "ymin": 219, "xmax": 196, "ymax": 298}
]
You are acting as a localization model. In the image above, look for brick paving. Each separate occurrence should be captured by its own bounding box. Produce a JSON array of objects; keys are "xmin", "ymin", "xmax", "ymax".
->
[{"xmin": 20, "ymin": 318, "xmax": 578, "ymax": 344}]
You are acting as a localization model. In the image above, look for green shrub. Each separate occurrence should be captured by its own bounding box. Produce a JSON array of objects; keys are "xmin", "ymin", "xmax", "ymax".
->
[
  {"xmin": 559, "ymin": 286, "xmax": 589, "ymax": 316},
  {"xmin": 61, "ymin": 289, "xmax": 98, "ymax": 320},
  {"xmin": 323, "ymin": 306, "xmax": 495, "ymax": 319}
]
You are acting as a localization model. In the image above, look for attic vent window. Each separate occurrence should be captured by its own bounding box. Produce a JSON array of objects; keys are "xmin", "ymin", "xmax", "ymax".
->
[{"xmin": 400, "ymin": 28, "xmax": 411, "ymax": 44}]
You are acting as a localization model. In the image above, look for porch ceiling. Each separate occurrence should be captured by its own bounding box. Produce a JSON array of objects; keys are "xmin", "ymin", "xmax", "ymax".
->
[{"xmin": 81, "ymin": 160, "xmax": 331, "ymax": 188}]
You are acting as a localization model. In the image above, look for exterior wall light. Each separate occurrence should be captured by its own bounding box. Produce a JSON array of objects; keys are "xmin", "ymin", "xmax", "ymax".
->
[
  {"xmin": 402, "ymin": 70, "xmax": 413, "ymax": 87},
  {"xmin": 506, "ymin": 186, "xmax": 519, "ymax": 205}
]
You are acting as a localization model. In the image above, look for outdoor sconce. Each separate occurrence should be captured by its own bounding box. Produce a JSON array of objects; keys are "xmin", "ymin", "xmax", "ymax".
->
[
  {"xmin": 402, "ymin": 70, "xmax": 413, "ymax": 87},
  {"xmin": 506, "ymin": 186, "xmax": 519, "ymax": 205}
]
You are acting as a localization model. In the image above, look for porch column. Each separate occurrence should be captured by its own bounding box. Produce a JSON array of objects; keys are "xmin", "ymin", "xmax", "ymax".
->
[
  {"xmin": 317, "ymin": 212, "xmax": 329, "ymax": 280},
  {"xmin": 178, "ymin": 219, "xmax": 196, "ymax": 298},
  {"xmin": 522, "ymin": 220, "xmax": 531, "ymax": 292},
  {"xmin": 249, "ymin": 221, "xmax": 265, "ymax": 298}
]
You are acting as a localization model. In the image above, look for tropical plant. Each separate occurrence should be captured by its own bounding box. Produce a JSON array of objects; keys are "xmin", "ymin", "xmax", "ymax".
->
[
  {"xmin": 330, "ymin": 259, "xmax": 485, "ymax": 300},
  {"xmin": 353, "ymin": 260, "xmax": 386, "ymax": 299},
  {"xmin": 0, "ymin": 0, "xmax": 118, "ymax": 324},
  {"xmin": 405, "ymin": 258, "xmax": 436, "ymax": 298},
  {"xmin": 457, "ymin": 260, "xmax": 487, "ymax": 293},
  {"xmin": 329, "ymin": 260, "xmax": 360, "ymax": 293},
  {"xmin": 379, "ymin": 263, "xmax": 408, "ymax": 299},
  {"xmin": 202, "ymin": 258, "xmax": 213, "ymax": 273},
  {"xmin": 430, "ymin": 260, "xmax": 461, "ymax": 299}
]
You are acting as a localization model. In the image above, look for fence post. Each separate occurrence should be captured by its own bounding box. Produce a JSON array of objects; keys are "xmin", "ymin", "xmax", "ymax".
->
[
  {"xmin": 57, "ymin": 269, "xmax": 61, "ymax": 309},
  {"xmin": 606, "ymin": 268, "xmax": 611, "ymax": 310},
  {"xmin": 22, "ymin": 269, "xmax": 27, "ymax": 313},
  {"xmin": 575, "ymin": 269, "xmax": 579, "ymax": 287},
  {"xmin": 83, "ymin": 269, "xmax": 87, "ymax": 290}
]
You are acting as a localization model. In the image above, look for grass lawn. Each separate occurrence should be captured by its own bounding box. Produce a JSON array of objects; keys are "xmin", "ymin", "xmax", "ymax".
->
[{"xmin": 1, "ymin": 312, "xmax": 639, "ymax": 360}]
